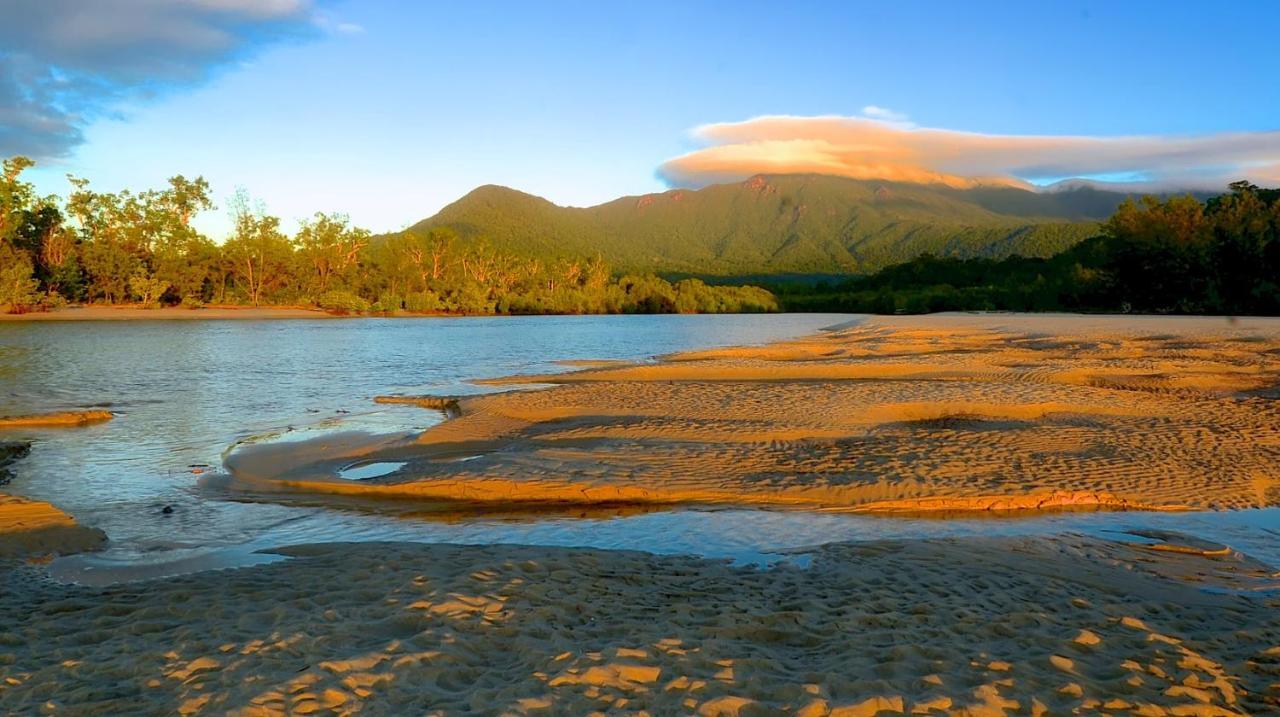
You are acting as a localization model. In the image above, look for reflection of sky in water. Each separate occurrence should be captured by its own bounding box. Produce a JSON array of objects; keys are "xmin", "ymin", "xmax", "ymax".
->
[
  {"xmin": 52, "ymin": 506, "xmax": 1280, "ymax": 586},
  {"xmin": 0, "ymin": 315, "xmax": 846, "ymax": 562},
  {"xmin": 3, "ymin": 314, "xmax": 1278, "ymax": 585}
]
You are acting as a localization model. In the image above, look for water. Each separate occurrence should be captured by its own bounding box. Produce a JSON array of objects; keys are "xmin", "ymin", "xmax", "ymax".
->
[
  {"xmin": 2, "ymin": 313, "xmax": 1278, "ymax": 584},
  {"xmin": 338, "ymin": 461, "xmax": 409, "ymax": 480},
  {"xmin": 0, "ymin": 315, "xmax": 842, "ymax": 567}
]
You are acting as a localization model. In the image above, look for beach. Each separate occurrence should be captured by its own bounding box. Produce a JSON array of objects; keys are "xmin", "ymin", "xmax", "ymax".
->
[
  {"xmin": 3, "ymin": 534, "xmax": 1278, "ymax": 716},
  {"xmin": 3, "ymin": 313, "xmax": 1280, "ymax": 715}
]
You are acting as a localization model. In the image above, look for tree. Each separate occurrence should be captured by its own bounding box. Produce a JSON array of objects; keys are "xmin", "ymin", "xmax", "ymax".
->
[
  {"xmin": 222, "ymin": 190, "xmax": 295, "ymax": 305},
  {"xmin": 295, "ymin": 212, "xmax": 369, "ymax": 295},
  {"xmin": 0, "ymin": 244, "xmax": 40, "ymax": 312}
]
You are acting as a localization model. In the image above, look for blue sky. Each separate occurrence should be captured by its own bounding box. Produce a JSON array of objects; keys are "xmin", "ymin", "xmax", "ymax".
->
[{"xmin": 6, "ymin": 1, "xmax": 1279, "ymax": 238}]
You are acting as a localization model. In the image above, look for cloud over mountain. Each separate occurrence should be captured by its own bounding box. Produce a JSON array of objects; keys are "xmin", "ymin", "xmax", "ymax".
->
[
  {"xmin": 659, "ymin": 113, "xmax": 1280, "ymax": 191},
  {"xmin": 0, "ymin": 0, "xmax": 333, "ymax": 158}
]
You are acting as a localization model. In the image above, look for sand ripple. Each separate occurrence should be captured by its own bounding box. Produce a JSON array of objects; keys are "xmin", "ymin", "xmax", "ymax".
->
[{"xmin": 2, "ymin": 535, "xmax": 1277, "ymax": 715}]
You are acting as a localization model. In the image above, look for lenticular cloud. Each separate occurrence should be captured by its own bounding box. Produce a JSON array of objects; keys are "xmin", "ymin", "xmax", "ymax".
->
[{"xmin": 658, "ymin": 114, "xmax": 1280, "ymax": 191}]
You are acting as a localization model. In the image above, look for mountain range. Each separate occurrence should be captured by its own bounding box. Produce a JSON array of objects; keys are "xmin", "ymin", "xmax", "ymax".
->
[{"xmin": 402, "ymin": 174, "xmax": 1169, "ymax": 276}]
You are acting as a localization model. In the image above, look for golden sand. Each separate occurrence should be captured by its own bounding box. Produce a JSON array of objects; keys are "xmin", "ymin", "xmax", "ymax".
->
[
  {"xmin": 0, "ymin": 494, "xmax": 106, "ymax": 557},
  {"xmin": 0, "ymin": 442, "xmax": 106, "ymax": 557},
  {"xmin": 0, "ymin": 411, "xmax": 113, "ymax": 428},
  {"xmin": 1, "ymin": 534, "xmax": 1277, "ymax": 715},
  {"xmin": 224, "ymin": 314, "xmax": 1280, "ymax": 513}
]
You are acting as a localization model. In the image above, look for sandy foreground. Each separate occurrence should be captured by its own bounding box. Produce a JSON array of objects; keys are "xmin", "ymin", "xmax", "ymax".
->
[
  {"xmin": 3, "ymin": 534, "xmax": 1279, "ymax": 716},
  {"xmin": 225, "ymin": 313, "xmax": 1280, "ymax": 513}
]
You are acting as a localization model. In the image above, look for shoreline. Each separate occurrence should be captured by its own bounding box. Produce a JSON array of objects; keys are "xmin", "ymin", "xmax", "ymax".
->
[
  {"xmin": 7, "ymin": 306, "xmax": 1280, "ymax": 324},
  {"xmin": 2, "ymin": 313, "xmax": 1279, "ymax": 714},
  {"xmin": 0, "ymin": 305, "xmax": 341, "ymax": 321}
]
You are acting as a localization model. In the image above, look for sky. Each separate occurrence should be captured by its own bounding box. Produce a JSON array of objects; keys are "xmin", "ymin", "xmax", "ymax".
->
[{"xmin": 3, "ymin": 0, "xmax": 1279, "ymax": 239}]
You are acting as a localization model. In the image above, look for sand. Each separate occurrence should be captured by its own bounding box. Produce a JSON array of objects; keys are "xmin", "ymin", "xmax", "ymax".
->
[
  {"xmin": 0, "ymin": 441, "xmax": 107, "ymax": 558},
  {"xmin": 0, "ymin": 411, "xmax": 114, "ymax": 428},
  {"xmin": 1, "ymin": 533, "xmax": 1277, "ymax": 716},
  {"xmin": 223, "ymin": 313, "xmax": 1280, "ymax": 513},
  {"xmin": 0, "ymin": 494, "xmax": 107, "ymax": 558},
  {"xmin": 0, "ymin": 306, "xmax": 338, "ymax": 321}
]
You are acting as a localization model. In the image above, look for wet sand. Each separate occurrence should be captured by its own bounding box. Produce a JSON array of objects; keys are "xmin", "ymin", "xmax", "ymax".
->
[
  {"xmin": 2, "ymin": 534, "xmax": 1277, "ymax": 715},
  {"xmin": 224, "ymin": 313, "xmax": 1280, "ymax": 513},
  {"xmin": 0, "ymin": 411, "xmax": 113, "ymax": 428},
  {"xmin": 0, "ymin": 444, "xmax": 105, "ymax": 557},
  {"xmin": 0, "ymin": 494, "xmax": 106, "ymax": 558}
]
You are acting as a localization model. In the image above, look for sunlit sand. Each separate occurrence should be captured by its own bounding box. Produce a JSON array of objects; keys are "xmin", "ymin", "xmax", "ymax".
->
[
  {"xmin": 3, "ymin": 534, "xmax": 1278, "ymax": 714},
  {"xmin": 224, "ymin": 314, "xmax": 1280, "ymax": 514},
  {"xmin": 0, "ymin": 411, "xmax": 113, "ymax": 428}
]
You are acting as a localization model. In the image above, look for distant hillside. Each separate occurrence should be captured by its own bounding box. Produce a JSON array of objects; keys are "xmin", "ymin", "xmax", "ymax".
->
[{"xmin": 402, "ymin": 174, "xmax": 1162, "ymax": 275}]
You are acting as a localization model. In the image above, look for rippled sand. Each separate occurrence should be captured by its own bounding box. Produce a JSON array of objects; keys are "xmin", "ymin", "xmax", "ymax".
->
[
  {"xmin": 2, "ymin": 534, "xmax": 1277, "ymax": 716},
  {"xmin": 226, "ymin": 314, "xmax": 1280, "ymax": 513}
]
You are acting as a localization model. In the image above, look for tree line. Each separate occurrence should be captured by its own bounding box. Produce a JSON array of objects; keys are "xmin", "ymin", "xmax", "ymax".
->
[
  {"xmin": 774, "ymin": 181, "xmax": 1280, "ymax": 315},
  {"xmin": 0, "ymin": 157, "xmax": 778, "ymax": 315}
]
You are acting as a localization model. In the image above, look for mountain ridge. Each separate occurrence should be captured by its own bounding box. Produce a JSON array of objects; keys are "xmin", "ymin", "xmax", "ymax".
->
[{"xmin": 401, "ymin": 173, "xmax": 1194, "ymax": 275}]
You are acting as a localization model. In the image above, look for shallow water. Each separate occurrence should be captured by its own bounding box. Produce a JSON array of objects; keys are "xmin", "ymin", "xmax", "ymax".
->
[
  {"xmin": 0, "ymin": 315, "xmax": 842, "ymax": 566},
  {"xmin": 338, "ymin": 461, "xmax": 409, "ymax": 480},
  {"xmin": 3, "ymin": 313, "xmax": 1279, "ymax": 584}
]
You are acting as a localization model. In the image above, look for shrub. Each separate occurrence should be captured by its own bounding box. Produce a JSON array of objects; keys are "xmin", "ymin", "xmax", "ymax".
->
[
  {"xmin": 316, "ymin": 290, "xmax": 370, "ymax": 315},
  {"xmin": 0, "ymin": 251, "xmax": 40, "ymax": 313},
  {"xmin": 403, "ymin": 290, "xmax": 441, "ymax": 313}
]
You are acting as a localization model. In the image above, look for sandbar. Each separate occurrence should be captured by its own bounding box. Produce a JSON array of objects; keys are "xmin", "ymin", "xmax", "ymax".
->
[{"xmin": 224, "ymin": 313, "xmax": 1280, "ymax": 513}]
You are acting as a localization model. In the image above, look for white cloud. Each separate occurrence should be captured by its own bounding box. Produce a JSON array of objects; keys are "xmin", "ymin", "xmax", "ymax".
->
[
  {"xmin": 0, "ymin": 0, "xmax": 346, "ymax": 157},
  {"xmin": 860, "ymin": 105, "xmax": 913, "ymax": 127}
]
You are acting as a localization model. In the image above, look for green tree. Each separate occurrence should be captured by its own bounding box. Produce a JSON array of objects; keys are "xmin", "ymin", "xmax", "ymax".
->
[
  {"xmin": 295, "ymin": 212, "xmax": 369, "ymax": 295},
  {"xmin": 222, "ymin": 190, "xmax": 295, "ymax": 305},
  {"xmin": 0, "ymin": 244, "xmax": 40, "ymax": 312}
]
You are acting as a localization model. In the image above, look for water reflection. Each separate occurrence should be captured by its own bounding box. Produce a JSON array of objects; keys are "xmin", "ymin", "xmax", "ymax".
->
[{"xmin": 0, "ymin": 314, "xmax": 849, "ymax": 559}]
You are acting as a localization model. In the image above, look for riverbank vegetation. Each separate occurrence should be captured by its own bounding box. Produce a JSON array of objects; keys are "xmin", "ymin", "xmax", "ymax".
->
[
  {"xmin": 0, "ymin": 157, "xmax": 777, "ymax": 315},
  {"xmin": 5, "ymin": 155, "xmax": 1276, "ymax": 317},
  {"xmin": 774, "ymin": 182, "xmax": 1280, "ymax": 315}
]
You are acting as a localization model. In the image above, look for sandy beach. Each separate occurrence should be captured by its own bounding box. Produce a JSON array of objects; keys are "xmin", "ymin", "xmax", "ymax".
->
[
  {"xmin": 3, "ymin": 533, "xmax": 1278, "ymax": 715},
  {"xmin": 224, "ymin": 313, "xmax": 1280, "ymax": 513}
]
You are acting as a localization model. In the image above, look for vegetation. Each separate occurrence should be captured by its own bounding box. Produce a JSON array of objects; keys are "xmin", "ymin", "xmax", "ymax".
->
[
  {"xmin": 6, "ymin": 155, "xmax": 1272, "ymax": 318},
  {"xmin": 407, "ymin": 174, "xmax": 1149, "ymax": 275},
  {"xmin": 775, "ymin": 182, "xmax": 1280, "ymax": 315},
  {"xmin": 0, "ymin": 157, "xmax": 778, "ymax": 315}
]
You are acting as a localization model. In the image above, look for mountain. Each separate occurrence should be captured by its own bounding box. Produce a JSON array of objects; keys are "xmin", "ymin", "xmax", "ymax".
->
[{"xmin": 402, "ymin": 174, "xmax": 1151, "ymax": 276}]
